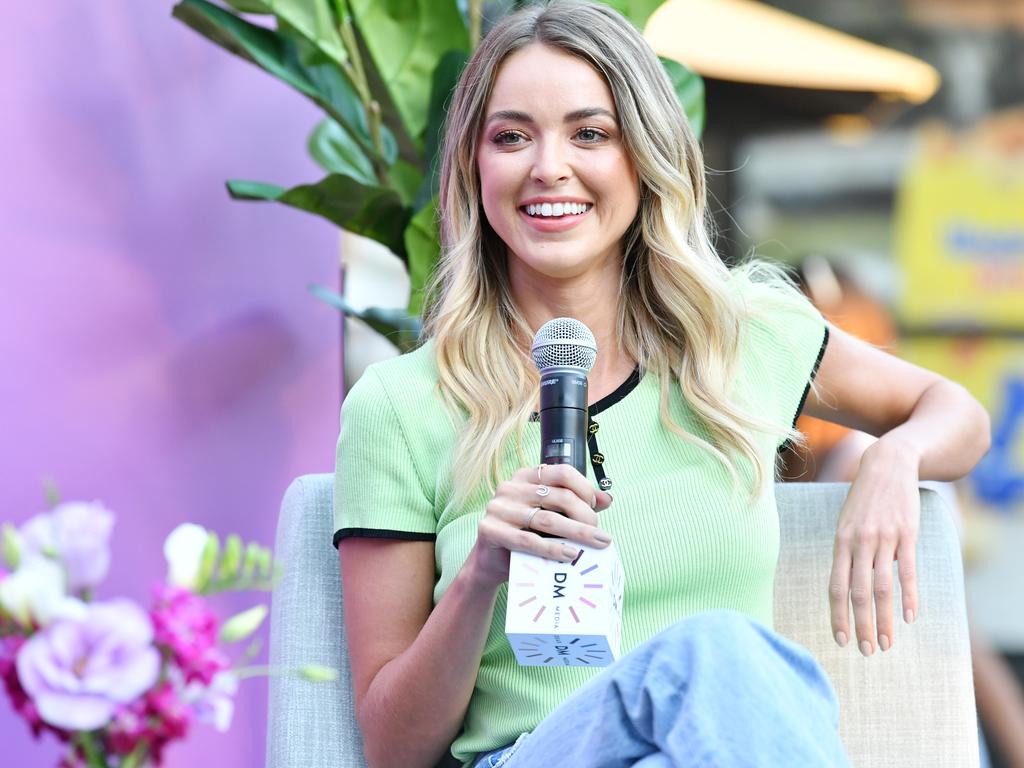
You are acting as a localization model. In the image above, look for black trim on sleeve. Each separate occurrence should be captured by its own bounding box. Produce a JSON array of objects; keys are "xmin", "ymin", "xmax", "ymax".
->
[
  {"xmin": 333, "ymin": 528, "xmax": 436, "ymax": 549},
  {"xmin": 778, "ymin": 325, "xmax": 830, "ymax": 454}
]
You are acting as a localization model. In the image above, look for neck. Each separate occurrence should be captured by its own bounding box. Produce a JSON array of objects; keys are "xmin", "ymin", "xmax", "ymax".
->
[{"xmin": 509, "ymin": 260, "xmax": 634, "ymax": 391}]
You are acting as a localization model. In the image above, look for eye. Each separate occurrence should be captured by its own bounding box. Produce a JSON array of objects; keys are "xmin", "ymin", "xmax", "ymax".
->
[
  {"xmin": 575, "ymin": 127, "xmax": 608, "ymax": 143},
  {"xmin": 493, "ymin": 129, "xmax": 527, "ymax": 146}
]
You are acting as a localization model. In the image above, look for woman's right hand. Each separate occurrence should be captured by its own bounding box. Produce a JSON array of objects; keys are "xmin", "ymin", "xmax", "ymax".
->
[{"xmin": 468, "ymin": 463, "xmax": 614, "ymax": 589}]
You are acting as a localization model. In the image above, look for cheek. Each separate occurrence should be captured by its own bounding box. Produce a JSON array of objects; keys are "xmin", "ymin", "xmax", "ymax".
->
[{"xmin": 477, "ymin": 156, "xmax": 509, "ymax": 216}]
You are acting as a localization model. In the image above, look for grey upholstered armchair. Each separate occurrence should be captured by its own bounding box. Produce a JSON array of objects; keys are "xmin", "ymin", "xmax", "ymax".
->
[{"xmin": 266, "ymin": 476, "xmax": 979, "ymax": 768}]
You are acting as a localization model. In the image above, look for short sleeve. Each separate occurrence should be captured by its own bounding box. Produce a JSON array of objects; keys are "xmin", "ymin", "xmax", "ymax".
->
[
  {"xmin": 733, "ymin": 273, "xmax": 830, "ymax": 447},
  {"xmin": 332, "ymin": 366, "xmax": 436, "ymax": 548}
]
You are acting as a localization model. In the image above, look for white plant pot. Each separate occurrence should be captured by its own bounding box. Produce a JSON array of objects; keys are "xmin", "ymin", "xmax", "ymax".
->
[{"xmin": 340, "ymin": 230, "xmax": 411, "ymax": 392}]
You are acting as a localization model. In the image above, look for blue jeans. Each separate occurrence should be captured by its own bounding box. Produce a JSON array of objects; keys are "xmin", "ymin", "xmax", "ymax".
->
[{"xmin": 474, "ymin": 610, "xmax": 850, "ymax": 768}]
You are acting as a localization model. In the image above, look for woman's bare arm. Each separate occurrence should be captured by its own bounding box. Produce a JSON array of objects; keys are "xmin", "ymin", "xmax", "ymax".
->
[
  {"xmin": 340, "ymin": 465, "xmax": 612, "ymax": 768},
  {"xmin": 340, "ymin": 539, "xmax": 501, "ymax": 768}
]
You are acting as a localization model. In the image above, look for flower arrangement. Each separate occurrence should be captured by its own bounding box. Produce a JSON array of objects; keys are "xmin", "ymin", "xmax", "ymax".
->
[{"xmin": 0, "ymin": 498, "xmax": 333, "ymax": 767}]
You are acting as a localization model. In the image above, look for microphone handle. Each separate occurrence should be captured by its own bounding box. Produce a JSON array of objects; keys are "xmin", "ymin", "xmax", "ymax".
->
[{"xmin": 539, "ymin": 367, "xmax": 589, "ymax": 476}]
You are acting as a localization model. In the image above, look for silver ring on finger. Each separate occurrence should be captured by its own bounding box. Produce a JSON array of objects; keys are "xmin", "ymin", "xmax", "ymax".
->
[
  {"xmin": 523, "ymin": 507, "xmax": 542, "ymax": 530},
  {"xmin": 535, "ymin": 484, "xmax": 551, "ymax": 498}
]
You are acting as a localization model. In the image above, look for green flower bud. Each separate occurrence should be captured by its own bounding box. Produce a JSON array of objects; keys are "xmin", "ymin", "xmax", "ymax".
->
[
  {"xmin": 196, "ymin": 532, "xmax": 220, "ymax": 593},
  {"xmin": 2, "ymin": 524, "xmax": 21, "ymax": 570},
  {"xmin": 256, "ymin": 546, "xmax": 273, "ymax": 581},
  {"xmin": 298, "ymin": 664, "xmax": 339, "ymax": 683},
  {"xmin": 220, "ymin": 535, "xmax": 243, "ymax": 583},
  {"xmin": 219, "ymin": 604, "xmax": 268, "ymax": 644},
  {"xmin": 242, "ymin": 543, "xmax": 259, "ymax": 581}
]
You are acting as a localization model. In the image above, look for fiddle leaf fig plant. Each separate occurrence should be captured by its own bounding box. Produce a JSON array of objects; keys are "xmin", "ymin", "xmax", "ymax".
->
[{"xmin": 172, "ymin": 0, "xmax": 704, "ymax": 353}]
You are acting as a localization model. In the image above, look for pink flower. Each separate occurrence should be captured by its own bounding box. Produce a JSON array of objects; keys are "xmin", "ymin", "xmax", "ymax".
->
[
  {"xmin": 106, "ymin": 679, "xmax": 193, "ymax": 764},
  {"xmin": 150, "ymin": 585, "xmax": 228, "ymax": 685},
  {"xmin": 16, "ymin": 599, "xmax": 161, "ymax": 730}
]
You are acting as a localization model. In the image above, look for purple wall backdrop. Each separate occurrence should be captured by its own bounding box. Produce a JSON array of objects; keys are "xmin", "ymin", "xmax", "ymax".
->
[{"xmin": 1, "ymin": 2, "xmax": 341, "ymax": 765}]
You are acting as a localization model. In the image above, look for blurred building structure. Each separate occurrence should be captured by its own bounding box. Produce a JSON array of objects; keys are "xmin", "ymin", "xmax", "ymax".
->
[{"xmin": 688, "ymin": 3, "xmax": 1024, "ymax": 765}]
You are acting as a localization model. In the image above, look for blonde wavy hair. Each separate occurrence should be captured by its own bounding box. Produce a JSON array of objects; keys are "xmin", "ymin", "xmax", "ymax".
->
[{"xmin": 423, "ymin": 0, "xmax": 806, "ymax": 503}]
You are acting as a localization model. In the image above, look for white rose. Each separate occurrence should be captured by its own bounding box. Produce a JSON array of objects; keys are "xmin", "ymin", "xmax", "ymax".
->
[
  {"xmin": 0, "ymin": 556, "xmax": 86, "ymax": 627},
  {"xmin": 163, "ymin": 523, "xmax": 209, "ymax": 590}
]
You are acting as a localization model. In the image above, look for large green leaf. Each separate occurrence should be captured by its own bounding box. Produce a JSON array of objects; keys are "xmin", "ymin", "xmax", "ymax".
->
[
  {"xmin": 227, "ymin": 176, "xmax": 412, "ymax": 258},
  {"xmin": 403, "ymin": 198, "xmax": 439, "ymax": 316},
  {"xmin": 172, "ymin": 0, "xmax": 383, "ymax": 163},
  {"xmin": 265, "ymin": 0, "xmax": 348, "ymax": 67},
  {"xmin": 308, "ymin": 119, "xmax": 379, "ymax": 186},
  {"xmin": 223, "ymin": 0, "xmax": 272, "ymax": 13},
  {"xmin": 596, "ymin": 0, "xmax": 664, "ymax": 31},
  {"xmin": 415, "ymin": 48, "xmax": 469, "ymax": 210},
  {"xmin": 348, "ymin": 0, "xmax": 470, "ymax": 141},
  {"xmin": 659, "ymin": 57, "xmax": 705, "ymax": 138},
  {"xmin": 308, "ymin": 284, "xmax": 422, "ymax": 352}
]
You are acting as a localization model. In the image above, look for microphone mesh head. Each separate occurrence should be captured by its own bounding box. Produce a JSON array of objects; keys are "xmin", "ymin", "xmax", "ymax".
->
[{"xmin": 530, "ymin": 317, "xmax": 597, "ymax": 372}]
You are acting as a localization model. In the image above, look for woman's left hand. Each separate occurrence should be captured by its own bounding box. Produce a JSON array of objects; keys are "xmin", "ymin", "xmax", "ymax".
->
[{"xmin": 828, "ymin": 439, "xmax": 920, "ymax": 656}]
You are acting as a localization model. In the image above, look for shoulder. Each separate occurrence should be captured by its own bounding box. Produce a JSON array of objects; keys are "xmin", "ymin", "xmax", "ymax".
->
[
  {"xmin": 343, "ymin": 341, "xmax": 441, "ymax": 418},
  {"xmin": 341, "ymin": 340, "xmax": 456, "ymax": 461}
]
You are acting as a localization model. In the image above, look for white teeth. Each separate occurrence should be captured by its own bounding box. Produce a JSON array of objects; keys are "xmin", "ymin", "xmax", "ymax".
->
[{"xmin": 524, "ymin": 202, "xmax": 591, "ymax": 217}]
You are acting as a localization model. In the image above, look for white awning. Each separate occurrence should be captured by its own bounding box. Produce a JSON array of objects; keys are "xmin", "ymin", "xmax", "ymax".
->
[{"xmin": 645, "ymin": 0, "xmax": 941, "ymax": 104}]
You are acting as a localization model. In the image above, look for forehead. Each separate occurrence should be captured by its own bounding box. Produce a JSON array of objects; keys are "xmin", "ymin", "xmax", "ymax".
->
[{"xmin": 486, "ymin": 43, "xmax": 616, "ymax": 118}]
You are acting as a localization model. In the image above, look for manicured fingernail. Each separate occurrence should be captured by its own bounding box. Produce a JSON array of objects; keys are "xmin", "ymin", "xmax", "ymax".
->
[
  {"xmin": 591, "ymin": 496, "xmax": 598, "ymax": 509},
  {"xmin": 859, "ymin": 640, "xmax": 873, "ymax": 657},
  {"xmin": 905, "ymin": 609, "xmax": 915, "ymax": 624},
  {"xmin": 562, "ymin": 544, "xmax": 579, "ymax": 559},
  {"xmin": 593, "ymin": 531, "xmax": 612, "ymax": 544},
  {"xmin": 835, "ymin": 631, "xmax": 847, "ymax": 647},
  {"xmin": 879, "ymin": 634, "xmax": 890, "ymax": 652}
]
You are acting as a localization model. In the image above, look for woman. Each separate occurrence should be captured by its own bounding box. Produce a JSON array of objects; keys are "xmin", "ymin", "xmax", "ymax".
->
[{"xmin": 333, "ymin": 3, "xmax": 991, "ymax": 767}]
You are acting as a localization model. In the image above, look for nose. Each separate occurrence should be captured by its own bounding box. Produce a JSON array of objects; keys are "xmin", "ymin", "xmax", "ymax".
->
[{"xmin": 530, "ymin": 138, "xmax": 572, "ymax": 186}]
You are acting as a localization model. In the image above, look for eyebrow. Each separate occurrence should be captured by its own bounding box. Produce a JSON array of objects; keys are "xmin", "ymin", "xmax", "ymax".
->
[{"xmin": 484, "ymin": 107, "xmax": 617, "ymax": 126}]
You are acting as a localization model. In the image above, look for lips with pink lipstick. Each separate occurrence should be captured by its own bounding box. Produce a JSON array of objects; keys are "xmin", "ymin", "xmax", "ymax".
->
[{"xmin": 518, "ymin": 197, "xmax": 593, "ymax": 232}]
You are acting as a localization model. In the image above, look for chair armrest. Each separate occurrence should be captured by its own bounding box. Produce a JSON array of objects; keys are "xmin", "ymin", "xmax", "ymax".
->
[
  {"xmin": 266, "ymin": 474, "xmax": 367, "ymax": 768},
  {"xmin": 774, "ymin": 482, "xmax": 978, "ymax": 768}
]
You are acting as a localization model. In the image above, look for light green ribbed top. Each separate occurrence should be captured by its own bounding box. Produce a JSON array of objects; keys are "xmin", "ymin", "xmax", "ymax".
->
[{"xmin": 333, "ymin": 275, "xmax": 827, "ymax": 765}]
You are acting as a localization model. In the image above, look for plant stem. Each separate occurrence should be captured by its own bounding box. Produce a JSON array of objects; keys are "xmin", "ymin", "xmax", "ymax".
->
[
  {"xmin": 337, "ymin": 14, "xmax": 391, "ymax": 184},
  {"xmin": 469, "ymin": 0, "xmax": 483, "ymax": 50},
  {"xmin": 121, "ymin": 741, "xmax": 150, "ymax": 768},
  {"xmin": 338, "ymin": 17, "xmax": 370, "ymax": 104},
  {"xmin": 74, "ymin": 732, "xmax": 108, "ymax": 768},
  {"xmin": 233, "ymin": 664, "xmax": 279, "ymax": 680}
]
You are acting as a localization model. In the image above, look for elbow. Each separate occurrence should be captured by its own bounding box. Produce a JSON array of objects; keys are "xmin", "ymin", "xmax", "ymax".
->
[
  {"xmin": 974, "ymin": 397, "xmax": 992, "ymax": 462},
  {"xmin": 954, "ymin": 381, "xmax": 991, "ymax": 468}
]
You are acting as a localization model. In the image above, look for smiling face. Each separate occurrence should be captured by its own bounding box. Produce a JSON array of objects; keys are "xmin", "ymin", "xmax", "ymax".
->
[{"xmin": 477, "ymin": 43, "xmax": 641, "ymax": 287}]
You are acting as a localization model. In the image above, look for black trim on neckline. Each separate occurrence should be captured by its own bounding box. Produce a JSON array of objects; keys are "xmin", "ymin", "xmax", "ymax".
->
[{"xmin": 528, "ymin": 366, "xmax": 642, "ymax": 422}]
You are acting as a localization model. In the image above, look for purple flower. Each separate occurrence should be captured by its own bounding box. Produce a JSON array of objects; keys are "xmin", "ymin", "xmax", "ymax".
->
[
  {"xmin": 16, "ymin": 599, "xmax": 160, "ymax": 730},
  {"xmin": 20, "ymin": 502, "xmax": 115, "ymax": 593}
]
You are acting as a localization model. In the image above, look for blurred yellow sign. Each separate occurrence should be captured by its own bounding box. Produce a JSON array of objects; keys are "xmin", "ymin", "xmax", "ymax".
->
[{"xmin": 894, "ymin": 148, "xmax": 1024, "ymax": 326}]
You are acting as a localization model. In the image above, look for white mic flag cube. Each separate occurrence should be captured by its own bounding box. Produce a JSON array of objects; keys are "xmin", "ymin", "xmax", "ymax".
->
[{"xmin": 505, "ymin": 541, "xmax": 624, "ymax": 667}]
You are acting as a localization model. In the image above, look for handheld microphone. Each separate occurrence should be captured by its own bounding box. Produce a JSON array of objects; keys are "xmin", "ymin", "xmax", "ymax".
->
[
  {"xmin": 530, "ymin": 318, "xmax": 598, "ymax": 476},
  {"xmin": 507, "ymin": 318, "xmax": 623, "ymax": 668}
]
